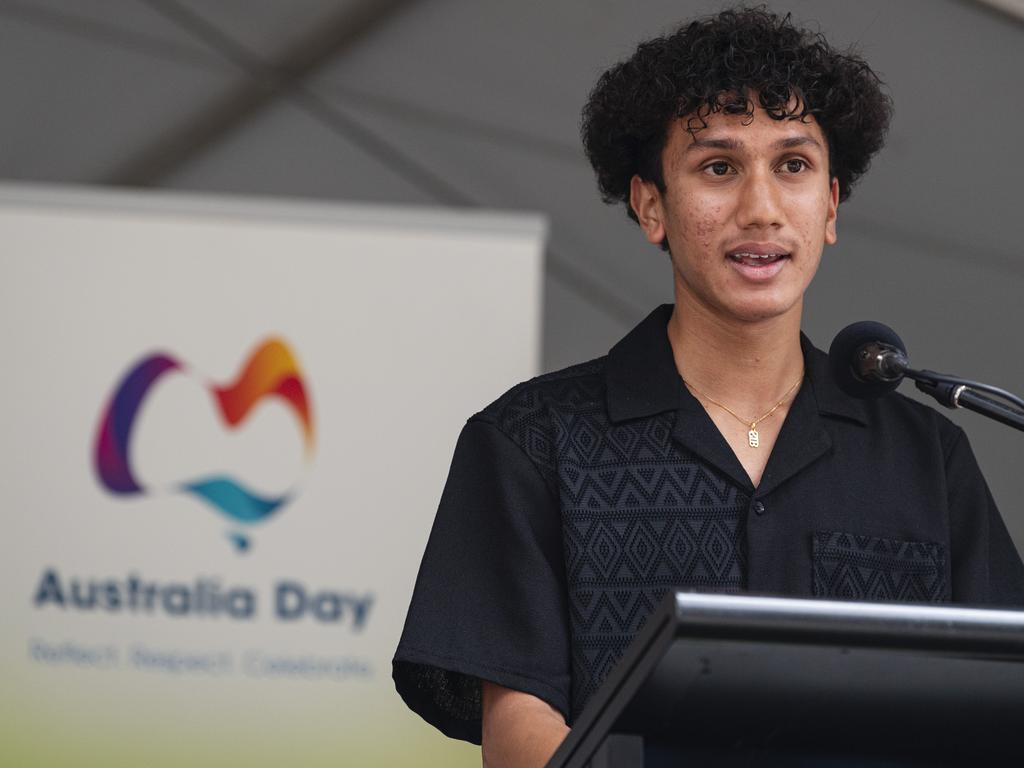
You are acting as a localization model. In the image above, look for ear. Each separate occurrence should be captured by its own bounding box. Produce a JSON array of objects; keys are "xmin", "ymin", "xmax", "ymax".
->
[
  {"xmin": 824, "ymin": 177, "xmax": 839, "ymax": 245},
  {"xmin": 629, "ymin": 175, "xmax": 666, "ymax": 246}
]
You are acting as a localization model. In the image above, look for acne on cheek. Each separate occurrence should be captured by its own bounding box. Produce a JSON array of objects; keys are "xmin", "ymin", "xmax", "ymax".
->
[{"xmin": 688, "ymin": 205, "xmax": 721, "ymax": 250}]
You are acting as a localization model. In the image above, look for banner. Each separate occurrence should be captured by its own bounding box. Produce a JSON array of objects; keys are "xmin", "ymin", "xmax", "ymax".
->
[{"xmin": 0, "ymin": 184, "xmax": 545, "ymax": 767}]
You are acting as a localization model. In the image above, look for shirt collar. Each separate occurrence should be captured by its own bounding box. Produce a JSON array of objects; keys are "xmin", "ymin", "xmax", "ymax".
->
[
  {"xmin": 800, "ymin": 332, "xmax": 868, "ymax": 426},
  {"xmin": 606, "ymin": 305, "xmax": 682, "ymax": 423},
  {"xmin": 605, "ymin": 304, "xmax": 867, "ymax": 427}
]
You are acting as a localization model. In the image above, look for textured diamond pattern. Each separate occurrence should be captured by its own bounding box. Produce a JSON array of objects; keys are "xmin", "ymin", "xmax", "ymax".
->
[
  {"xmin": 486, "ymin": 362, "xmax": 748, "ymax": 718},
  {"xmin": 812, "ymin": 531, "xmax": 947, "ymax": 602}
]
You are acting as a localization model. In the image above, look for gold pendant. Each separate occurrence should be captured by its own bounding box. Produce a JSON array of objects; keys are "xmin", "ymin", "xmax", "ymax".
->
[{"xmin": 748, "ymin": 429, "xmax": 760, "ymax": 448}]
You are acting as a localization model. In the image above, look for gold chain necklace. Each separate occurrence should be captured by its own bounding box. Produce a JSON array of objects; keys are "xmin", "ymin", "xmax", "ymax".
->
[{"xmin": 684, "ymin": 373, "xmax": 803, "ymax": 448}]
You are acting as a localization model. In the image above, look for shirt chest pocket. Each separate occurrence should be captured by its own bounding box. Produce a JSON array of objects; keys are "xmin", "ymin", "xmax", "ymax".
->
[{"xmin": 812, "ymin": 531, "xmax": 948, "ymax": 603}]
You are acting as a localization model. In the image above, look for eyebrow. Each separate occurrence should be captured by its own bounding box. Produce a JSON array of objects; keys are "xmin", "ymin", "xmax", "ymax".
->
[
  {"xmin": 684, "ymin": 136, "xmax": 825, "ymax": 154},
  {"xmin": 775, "ymin": 136, "xmax": 824, "ymax": 151},
  {"xmin": 685, "ymin": 138, "xmax": 742, "ymax": 154}
]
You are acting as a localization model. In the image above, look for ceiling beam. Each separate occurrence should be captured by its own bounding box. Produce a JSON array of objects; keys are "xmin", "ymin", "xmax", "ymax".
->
[
  {"xmin": 969, "ymin": 0, "xmax": 1024, "ymax": 26},
  {"xmin": 102, "ymin": 0, "xmax": 416, "ymax": 187}
]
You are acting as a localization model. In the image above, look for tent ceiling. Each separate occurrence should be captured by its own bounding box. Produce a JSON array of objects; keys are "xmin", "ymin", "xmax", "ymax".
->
[{"xmin": 2, "ymin": 0, "xmax": 1022, "ymax": 348}]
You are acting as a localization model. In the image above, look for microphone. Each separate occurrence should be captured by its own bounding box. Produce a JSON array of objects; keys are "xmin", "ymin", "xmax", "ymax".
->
[
  {"xmin": 828, "ymin": 321, "xmax": 1024, "ymax": 433},
  {"xmin": 828, "ymin": 321, "xmax": 909, "ymax": 399}
]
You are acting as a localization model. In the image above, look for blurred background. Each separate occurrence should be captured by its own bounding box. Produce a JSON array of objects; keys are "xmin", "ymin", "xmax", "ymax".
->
[
  {"xmin": 2, "ymin": 0, "xmax": 1023, "ymax": 764},
  {"xmin": 6, "ymin": 0, "xmax": 1020, "ymax": 534}
]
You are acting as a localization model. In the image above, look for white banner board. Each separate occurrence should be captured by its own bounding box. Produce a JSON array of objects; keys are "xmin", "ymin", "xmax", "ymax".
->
[{"xmin": 0, "ymin": 184, "xmax": 545, "ymax": 767}]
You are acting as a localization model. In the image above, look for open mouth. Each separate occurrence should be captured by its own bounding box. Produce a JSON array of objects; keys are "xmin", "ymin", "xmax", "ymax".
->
[{"xmin": 725, "ymin": 247, "xmax": 791, "ymax": 281}]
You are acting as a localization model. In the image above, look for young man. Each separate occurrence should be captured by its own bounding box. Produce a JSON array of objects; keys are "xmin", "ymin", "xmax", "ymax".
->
[{"xmin": 393, "ymin": 8, "xmax": 1024, "ymax": 766}]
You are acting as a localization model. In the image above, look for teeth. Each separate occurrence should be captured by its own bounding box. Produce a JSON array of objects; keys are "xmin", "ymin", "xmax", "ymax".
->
[{"xmin": 730, "ymin": 252, "xmax": 783, "ymax": 262}]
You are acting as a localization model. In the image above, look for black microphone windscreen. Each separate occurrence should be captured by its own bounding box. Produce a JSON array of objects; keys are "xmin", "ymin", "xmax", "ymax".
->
[{"xmin": 828, "ymin": 321, "xmax": 907, "ymax": 399}]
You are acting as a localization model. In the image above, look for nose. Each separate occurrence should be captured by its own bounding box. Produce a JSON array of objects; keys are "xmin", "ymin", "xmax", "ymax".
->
[{"xmin": 735, "ymin": 168, "xmax": 783, "ymax": 230}]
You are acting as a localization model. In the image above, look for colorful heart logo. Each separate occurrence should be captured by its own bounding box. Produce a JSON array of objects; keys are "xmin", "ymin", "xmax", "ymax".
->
[{"xmin": 93, "ymin": 338, "xmax": 314, "ymax": 552}]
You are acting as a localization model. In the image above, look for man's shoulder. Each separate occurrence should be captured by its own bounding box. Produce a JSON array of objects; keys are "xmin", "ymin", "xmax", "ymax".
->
[
  {"xmin": 462, "ymin": 356, "xmax": 609, "ymax": 478},
  {"xmin": 471, "ymin": 356, "xmax": 609, "ymax": 432},
  {"xmin": 865, "ymin": 387, "xmax": 966, "ymax": 456}
]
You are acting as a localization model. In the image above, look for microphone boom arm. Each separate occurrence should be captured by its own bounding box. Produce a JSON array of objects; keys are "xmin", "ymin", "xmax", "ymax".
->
[{"xmin": 907, "ymin": 369, "xmax": 1024, "ymax": 434}]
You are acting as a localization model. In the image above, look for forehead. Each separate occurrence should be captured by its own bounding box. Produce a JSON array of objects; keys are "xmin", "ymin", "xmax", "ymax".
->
[{"xmin": 666, "ymin": 106, "xmax": 828, "ymax": 157}]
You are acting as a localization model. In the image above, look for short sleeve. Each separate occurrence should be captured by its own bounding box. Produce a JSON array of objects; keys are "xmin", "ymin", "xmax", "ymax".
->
[
  {"xmin": 392, "ymin": 417, "xmax": 571, "ymax": 744},
  {"xmin": 946, "ymin": 428, "xmax": 1024, "ymax": 606}
]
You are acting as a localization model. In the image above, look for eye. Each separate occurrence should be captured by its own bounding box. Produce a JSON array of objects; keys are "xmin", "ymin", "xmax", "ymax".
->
[
  {"xmin": 781, "ymin": 158, "xmax": 807, "ymax": 174},
  {"xmin": 704, "ymin": 161, "xmax": 733, "ymax": 177}
]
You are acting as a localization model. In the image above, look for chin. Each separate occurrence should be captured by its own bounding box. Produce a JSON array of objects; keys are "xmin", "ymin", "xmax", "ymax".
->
[{"xmin": 724, "ymin": 296, "xmax": 801, "ymax": 324}]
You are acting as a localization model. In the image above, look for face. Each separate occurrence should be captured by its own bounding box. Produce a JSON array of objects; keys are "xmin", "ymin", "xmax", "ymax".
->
[{"xmin": 630, "ymin": 105, "xmax": 839, "ymax": 326}]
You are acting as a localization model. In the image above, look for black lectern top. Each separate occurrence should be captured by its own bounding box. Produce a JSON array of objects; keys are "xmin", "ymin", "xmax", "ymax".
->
[{"xmin": 548, "ymin": 592, "xmax": 1024, "ymax": 768}]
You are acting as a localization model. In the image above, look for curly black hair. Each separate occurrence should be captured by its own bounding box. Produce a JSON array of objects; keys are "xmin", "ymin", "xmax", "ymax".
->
[{"xmin": 581, "ymin": 6, "xmax": 893, "ymax": 226}]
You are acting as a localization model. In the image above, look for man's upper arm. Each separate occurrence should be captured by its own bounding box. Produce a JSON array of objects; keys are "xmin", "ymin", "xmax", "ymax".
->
[{"xmin": 945, "ymin": 427, "xmax": 1024, "ymax": 605}]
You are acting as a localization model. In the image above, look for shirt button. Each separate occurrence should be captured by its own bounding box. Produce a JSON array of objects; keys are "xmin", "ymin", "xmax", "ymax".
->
[{"xmin": 752, "ymin": 501, "xmax": 766, "ymax": 516}]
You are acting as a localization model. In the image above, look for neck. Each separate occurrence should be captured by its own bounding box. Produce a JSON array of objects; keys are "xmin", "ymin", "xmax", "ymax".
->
[{"xmin": 667, "ymin": 296, "xmax": 805, "ymax": 411}]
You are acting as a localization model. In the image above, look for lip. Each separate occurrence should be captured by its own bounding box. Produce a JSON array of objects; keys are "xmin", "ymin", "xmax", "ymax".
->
[
  {"xmin": 726, "ymin": 241, "xmax": 791, "ymax": 257},
  {"xmin": 728, "ymin": 257, "xmax": 787, "ymax": 282}
]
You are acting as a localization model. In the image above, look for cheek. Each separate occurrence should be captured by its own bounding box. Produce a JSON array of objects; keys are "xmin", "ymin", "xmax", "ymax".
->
[
  {"xmin": 676, "ymin": 196, "xmax": 723, "ymax": 252},
  {"xmin": 699, "ymin": 208, "xmax": 728, "ymax": 258},
  {"xmin": 790, "ymin": 189, "xmax": 832, "ymax": 249},
  {"xmin": 695, "ymin": 211, "xmax": 720, "ymax": 247}
]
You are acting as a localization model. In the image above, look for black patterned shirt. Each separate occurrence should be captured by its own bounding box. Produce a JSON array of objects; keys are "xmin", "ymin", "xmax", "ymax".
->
[{"xmin": 392, "ymin": 304, "xmax": 1024, "ymax": 745}]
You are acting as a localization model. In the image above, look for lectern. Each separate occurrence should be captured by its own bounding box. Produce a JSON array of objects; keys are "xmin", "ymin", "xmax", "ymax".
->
[{"xmin": 546, "ymin": 593, "xmax": 1024, "ymax": 767}]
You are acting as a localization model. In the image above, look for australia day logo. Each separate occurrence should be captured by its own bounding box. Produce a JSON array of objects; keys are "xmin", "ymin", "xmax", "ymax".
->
[{"xmin": 93, "ymin": 338, "xmax": 314, "ymax": 552}]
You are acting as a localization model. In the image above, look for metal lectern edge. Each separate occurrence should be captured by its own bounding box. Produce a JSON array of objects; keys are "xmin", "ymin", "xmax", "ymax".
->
[{"xmin": 670, "ymin": 593, "xmax": 1024, "ymax": 653}]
